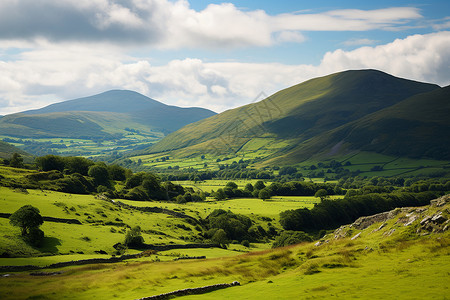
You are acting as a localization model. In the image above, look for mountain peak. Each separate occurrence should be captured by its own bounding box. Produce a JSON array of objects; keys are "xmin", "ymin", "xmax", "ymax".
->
[{"xmin": 24, "ymin": 89, "xmax": 165, "ymax": 115}]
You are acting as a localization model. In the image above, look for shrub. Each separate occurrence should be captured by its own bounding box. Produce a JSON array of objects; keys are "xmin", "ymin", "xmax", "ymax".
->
[
  {"xmin": 124, "ymin": 226, "xmax": 144, "ymax": 247},
  {"xmin": 272, "ymin": 231, "xmax": 313, "ymax": 248}
]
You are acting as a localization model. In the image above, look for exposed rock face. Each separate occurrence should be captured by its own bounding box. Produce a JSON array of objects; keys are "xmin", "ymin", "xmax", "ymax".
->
[
  {"xmin": 350, "ymin": 208, "xmax": 406, "ymax": 230},
  {"xmin": 330, "ymin": 195, "xmax": 449, "ymax": 240}
]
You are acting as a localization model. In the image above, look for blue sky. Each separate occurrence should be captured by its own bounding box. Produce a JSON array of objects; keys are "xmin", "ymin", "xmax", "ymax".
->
[{"xmin": 0, "ymin": 0, "xmax": 449, "ymax": 114}]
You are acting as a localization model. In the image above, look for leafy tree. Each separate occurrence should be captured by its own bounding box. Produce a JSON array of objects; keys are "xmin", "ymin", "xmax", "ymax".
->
[
  {"xmin": 9, "ymin": 153, "xmax": 24, "ymax": 168},
  {"xmin": 214, "ymin": 188, "xmax": 227, "ymax": 200},
  {"xmin": 258, "ymin": 189, "xmax": 271, "ymax": 200},
  {"xmin": 36, "ymin": 155, "xmax": 65, "ymax": 171},
  {"xmin": 64, "ymin": 156, "xmax": 94, "ymax": 175},
  {"xmin": 211, "ymin": 229, "xmax": 228, "ymax": 244},
  {"xmin": 88, "ymin": 164, "xmax": 110, "ymax": 186},
  {"xmin": 254, "ymin": 180, "xmax": 266, "ymax": 190},
  {"xmin": 124, "ymin": 226, "xmax": 144, "ymax": 247},
  {"xmin": 244, "ymin": 183, "xmax": 254, "ymax": 192},
  {"xmin": 207, "ymin": 209, "xmax": 252, "ymax": 241},
  {"xmin": 279, "ymin": 166, "xmax": 297, "ymax": 176},
  {"xmin": 9, "ymin": 205, "xmax": 44, "ymax": 236},
  {"xmin": 225, "ymin": 182, "xmax": 238, "ymax": 189},
  {"xmin": 314, "ymin": 189, "xmax": 328, "ymax": 201}
]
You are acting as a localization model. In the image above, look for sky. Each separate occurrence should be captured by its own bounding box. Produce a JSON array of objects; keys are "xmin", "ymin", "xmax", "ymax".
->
[{"xmin": 0, "ymin": 0, "xmax": 449, "ymax": 115}]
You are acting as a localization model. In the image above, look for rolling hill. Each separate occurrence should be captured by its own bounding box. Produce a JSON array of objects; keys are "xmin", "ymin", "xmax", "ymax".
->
[
  {"xmin": 0, "ymin": 90, "xmax": 216, "ymax": 157},
  {"xmin": 143, "ymin": 69, "xmax": 446, "ymax": 165},
  {"xmin": 0, "ymin": 90, "xmax": 216, "ymax": 138},
  {"xmin": 0, "ymin": 140, "xmax": 31, "ymax": 160},
  {"xmin": 279, "ymin": 85, "xmax": 450, "ymax": 163}
]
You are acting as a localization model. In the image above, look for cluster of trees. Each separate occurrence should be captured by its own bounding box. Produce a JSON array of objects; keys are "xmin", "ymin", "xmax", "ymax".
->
[
  {"xmin": 212, "ymin": 180, "xmax": 343, "ymax": 200},
  {"xmin": 279, "ymin": 191, "xmax": 439, "ymax": 232},
  {"xmin": 203, "ymin": 209, "xmax": 274, "ymax": 244},
  {"xmin": 30, "ymin": 155, "xmax": 200, "ymax": 202}
]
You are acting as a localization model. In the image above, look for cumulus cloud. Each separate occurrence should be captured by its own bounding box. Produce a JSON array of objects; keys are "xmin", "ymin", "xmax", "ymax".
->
[
  {"xmin": 1, "ymin": 31, "xmax": 449, "ymax": 115},
  {"xmin": 319, "ymin": 31, "xmax": 450, "ymax": 86},
  {"xmin": 0, "ymin": 0, "xmax": 423, "ymax": 49}
]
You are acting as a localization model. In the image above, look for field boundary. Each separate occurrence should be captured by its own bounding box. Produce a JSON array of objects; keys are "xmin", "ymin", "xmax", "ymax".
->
[
  {"xmin": 135, "ymin": 281, "xmax": 240, "ymax": 300},
  {"xmin": 0, "ymin": 213, "xmax": 82, "ymax": 225}
]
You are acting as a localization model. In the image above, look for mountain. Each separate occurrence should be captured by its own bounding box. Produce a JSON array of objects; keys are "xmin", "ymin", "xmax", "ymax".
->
[
  {"xmin": 146, "ymin": 69, "xmax": 444, "ymax": 163},
  {"xmin": 0, "ymin": 90, "xmax": 216, "ymax": 139},
  {"xmin": 281, "ymin": 85, "xmax": 450, "ymax": 162}
]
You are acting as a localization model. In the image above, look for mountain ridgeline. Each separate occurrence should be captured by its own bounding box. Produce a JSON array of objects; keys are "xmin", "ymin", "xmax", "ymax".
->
[
  {"xmin": 146, "ymin": 69, "xmax": 449, "ymax": 162},
  {"xmin": 0, "ymin": 90, "xmax": 216, "ymax": 139}
]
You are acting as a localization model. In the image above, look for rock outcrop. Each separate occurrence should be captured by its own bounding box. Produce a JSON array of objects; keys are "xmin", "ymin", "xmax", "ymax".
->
[{"xmin": 330, "ymin": 195, "xmax": 449, "ymax": 240}]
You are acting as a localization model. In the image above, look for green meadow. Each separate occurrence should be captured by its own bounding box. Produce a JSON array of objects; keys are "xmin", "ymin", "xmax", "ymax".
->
[{"xmin": 0, "ymin": 204, "xmax": 448, "ymax": 299}]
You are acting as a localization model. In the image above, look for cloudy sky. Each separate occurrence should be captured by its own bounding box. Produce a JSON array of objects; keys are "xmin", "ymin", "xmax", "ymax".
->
[{"xmin": 0, "ymin": 0, "xmax": 449, "ymax": 115}]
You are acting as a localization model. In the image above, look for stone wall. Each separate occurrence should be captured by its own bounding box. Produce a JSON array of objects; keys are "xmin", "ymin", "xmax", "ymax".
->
[
  {"xmin": 0, "ymin": 213, "xmax": 82, "ymax": 224},
  {"xmin": 140, "ymin": 243, "xmax": 220, "ymax": 251},
  {"xmin": 135, "ymin": 281, "xmax": 240, "ymax": 300},
  {"xmin": 110, "ymin": 200, "xmax": 199, "ymax": 223},
  {"xmin": 0, "ymin": 253, "xmax": 141, "ymax": 273}
]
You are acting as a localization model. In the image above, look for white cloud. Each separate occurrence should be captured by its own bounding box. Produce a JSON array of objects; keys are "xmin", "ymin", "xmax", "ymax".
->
[
  {"xmin": 319, "ymin": 31, "xmax": 450, "ymax": 86},
  {"xmin": 342, "ymin": 38, "xmax": 378, "ymax": 46},
  {"xmin": 1, "ymin": 31, "xmax": 449, "ymax": 115},
  {"xmin": 0, "ymin": 1, "xmax": 423, "ymax": 49}
]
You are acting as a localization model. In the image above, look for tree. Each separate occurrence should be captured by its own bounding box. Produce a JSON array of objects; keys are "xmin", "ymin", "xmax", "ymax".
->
[
  {"xmin": 211, "ymin": 229, "xmax": 228, "ymax": 244},
  {"xmin": 254, "ymin": 180, "xmax": 266, "ymax": 190},
  {"xmin": 214, "ymin": 188, "xmax": 227, "ymax": 200},
  {"xmin": 88, "ymin": 164, "xmax": 110, "ymax": 186},
  {"xmin": 9, "ymin": 205, "xmax": 44, "ymax": 236},
  {"xmin": 36, "ymin": 155, "xmax": 65, "ymax": 171},
  {"xmin": 279, "ymin": 166, "xmax": 297, "ymax": 176},
  {"xmin": 124, "ymin": 226, "xmax": 144, "ymax": 247},
  {"xmin": 9, "ymin": 153, "xmax": 24, "ymax": 168},
  {"xmin": 258, "ymin": 189, "xmax": 271, "ymax": 200},
  {"xmin": 314, "ymin": 189, "xmax": 328, "ymax": 201},
  {"xmin": 244, "ymin": 183, "xmax": 254, "ymax": 192}
]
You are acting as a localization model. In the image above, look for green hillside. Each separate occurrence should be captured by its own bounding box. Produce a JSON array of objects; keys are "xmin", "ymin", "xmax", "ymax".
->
[
  {"xmin": 0, "ymin": 90, "xmax": 216, "ymax": 157},
  {"xmin": 141, "ymin": 70, "xmax": 442, "ymax": 167},
  {"xmin": 0, "ymin": 140, "xmax": 30, "ymax": 160},
  {"xmin": 279, "ymin": 85, "xmax": 450, "ymax": 164}
]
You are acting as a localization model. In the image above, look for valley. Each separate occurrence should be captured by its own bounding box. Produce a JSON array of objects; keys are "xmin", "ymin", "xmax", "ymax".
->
[{"xmin": 0, "ymin": 69, "xmax": 449, "ymax": 299}]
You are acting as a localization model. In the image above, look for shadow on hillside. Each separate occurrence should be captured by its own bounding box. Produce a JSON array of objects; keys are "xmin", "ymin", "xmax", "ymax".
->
[{"xmin": 38, "ymin": 237, "xmax": 61, "ymax": 254}]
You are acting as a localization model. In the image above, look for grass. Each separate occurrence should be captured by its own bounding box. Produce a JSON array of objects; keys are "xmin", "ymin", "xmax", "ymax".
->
[
  {"xmin": 119, "ymin": 196, "xmax": 321, "ymax": 220},
  {"xmin": 0, "ymin": 226, "xmax": 447, "ymax": 299},
  {"xmin": 0, "ymin": 180, "xmax": 448, "ymax": 299},
  {"xmin": 0, "ymin": 184, "xmax": 317, "ymax": 258}
]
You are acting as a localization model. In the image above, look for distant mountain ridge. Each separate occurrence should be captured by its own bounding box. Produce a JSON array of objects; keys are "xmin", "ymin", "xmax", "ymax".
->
[
  {"xmin": 0, "ymin": 90, "xmax": 216, "ymax": 139},
  {"xmin": 23, "ymin": 90, "xmax": 166, "ymax": 114},
  {"xmin": 144, "ymin": 69, "xmax": 448, "ymax": 163}
]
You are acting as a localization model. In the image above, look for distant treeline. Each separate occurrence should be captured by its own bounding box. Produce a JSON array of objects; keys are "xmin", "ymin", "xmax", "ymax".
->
[{"xmin": 279, "ymin": 191, "xmax": 439, "ymax": 231}]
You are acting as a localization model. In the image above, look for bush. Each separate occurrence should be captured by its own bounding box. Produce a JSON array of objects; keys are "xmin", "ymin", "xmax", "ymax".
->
[
  {"xmin": 272, "ymin": 231, "xmax": 313, "ymax": 248},
  {"xmin": 124, "ymin": 226, "xmax": 144, "ymax": 247}
]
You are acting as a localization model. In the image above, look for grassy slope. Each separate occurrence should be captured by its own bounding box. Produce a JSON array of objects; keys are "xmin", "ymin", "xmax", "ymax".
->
[
  {"xmin": 0, "ymin": 90, "xmax": 216, "ymax": 155},
  {"xmin": 276, "ymin": 85, "xmax": 450, "ymax": 164},
  {"xmin": 142, "ymin": 70, "xmax": 440, "ymax": 167},
  {"xmin": 0, "ymin": 141, "xmax": 31, "ymax": 160},
  {"xmin": 0, "ymin": 197, "xmax": 448, "ymax": 300}
]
